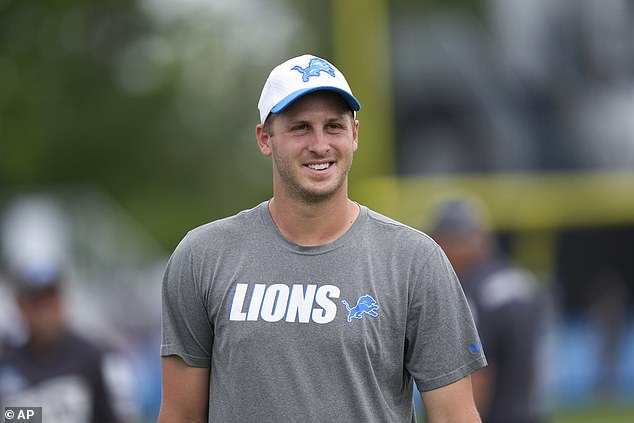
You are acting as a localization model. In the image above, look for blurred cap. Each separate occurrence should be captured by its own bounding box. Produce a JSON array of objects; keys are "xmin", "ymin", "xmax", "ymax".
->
[
  {"xmin": 258, "ymin": 54, "xmax": 361, "ymax": 124},
  {"xmin": 10, "ymin": 262, "xmax": 62, "ymax": 296},
  {"xmin": 428, "ymin": 198, "xmax": 487, "ymax": 237}
]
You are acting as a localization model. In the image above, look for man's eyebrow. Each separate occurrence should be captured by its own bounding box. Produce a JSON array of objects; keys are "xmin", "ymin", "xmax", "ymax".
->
[{"xmin": 284, "ymin": 118, "xmax": 311, "ymax": 126}]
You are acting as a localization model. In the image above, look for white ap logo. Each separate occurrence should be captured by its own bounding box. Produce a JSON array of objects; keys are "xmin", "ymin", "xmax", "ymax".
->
[{"xmin": 4, "ymin": 407, "xmax": 40, "ymax": 422}]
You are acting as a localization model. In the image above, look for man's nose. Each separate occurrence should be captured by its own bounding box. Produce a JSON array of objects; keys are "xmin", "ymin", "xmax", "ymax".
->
[{"xmin": 307, "ymin": 130, "xmax": 330, "ymax": 155}]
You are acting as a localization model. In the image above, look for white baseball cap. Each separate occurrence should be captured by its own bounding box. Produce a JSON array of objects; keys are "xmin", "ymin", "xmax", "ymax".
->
[{"xmin": 257, "ymin": 54, "xmax": 361, "ymax": 124}]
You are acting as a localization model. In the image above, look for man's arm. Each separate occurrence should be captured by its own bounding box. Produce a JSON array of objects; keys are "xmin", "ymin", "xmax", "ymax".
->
[
  {"xmin": 471, "ymin": 366, "xmax": 494, "ymax": 418},
  {"xmin": 158, "ymin": 356, "xmax": 210, "ymax": 423},
  {"xmin": 421, "ymin": 375, "xmax": 481, "ymax": 423}
]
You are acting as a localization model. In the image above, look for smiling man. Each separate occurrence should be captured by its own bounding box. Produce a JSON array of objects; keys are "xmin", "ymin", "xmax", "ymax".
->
[{"xmin": 158, "ymin": 54, "xmax": 487, "ymax": 423}]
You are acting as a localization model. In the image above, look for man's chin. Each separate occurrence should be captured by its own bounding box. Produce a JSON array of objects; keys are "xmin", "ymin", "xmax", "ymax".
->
[
  {"xmin": 296, "ymin": 190, "xmax": 335, "ymax": 204},
  {"xmin": 295, "ymin": 184, "xmax": 343, "ymax": 204}
]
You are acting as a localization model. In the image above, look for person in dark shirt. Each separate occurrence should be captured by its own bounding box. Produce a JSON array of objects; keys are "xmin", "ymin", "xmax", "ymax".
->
[
  {"xmin": 0, "ymin": 264, "xmax": 123, "ymax": 423},
  {"xmin": 429, "ymin": 198, "xmax": 544, "ymax": 423}
]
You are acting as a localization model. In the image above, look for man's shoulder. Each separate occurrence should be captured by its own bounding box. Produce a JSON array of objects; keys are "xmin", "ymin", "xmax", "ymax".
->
[
  {"xmin": 0, "ymin": 339, "xmax": 20, "ymax": 364},
  {"xmin": 364, "ymin": 206, "xmax": 438, "ymax": 248},
  {"xmin": 59, "ymin": 331, "xmax": 110, "ymax": 363},
  {"xmin": 182, "ymin": 202, "xmax": 265, "ymax": 246}
]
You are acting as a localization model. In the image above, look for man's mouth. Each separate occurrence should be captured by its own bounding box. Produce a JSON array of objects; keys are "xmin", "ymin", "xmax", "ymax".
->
[{"xmin": 306, "ymin": 162, "xmax": 333, "ymax": 171}]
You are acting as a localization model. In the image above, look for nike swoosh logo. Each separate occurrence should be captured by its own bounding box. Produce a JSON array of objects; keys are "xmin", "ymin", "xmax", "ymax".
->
[{"xmin": 470, "ymin": 341, "xmax": 482, "ymax": 353}]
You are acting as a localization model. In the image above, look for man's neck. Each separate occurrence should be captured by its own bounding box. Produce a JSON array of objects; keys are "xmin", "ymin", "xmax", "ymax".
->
[{"xmin": 268, "ymin": 193, "xmax": 360, "ymax": 247}]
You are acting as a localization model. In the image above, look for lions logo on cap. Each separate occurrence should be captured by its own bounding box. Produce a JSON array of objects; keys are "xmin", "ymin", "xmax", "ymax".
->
[{"xmin": 291, "ymin": 57, "xmax": 336, "ymax": 82}]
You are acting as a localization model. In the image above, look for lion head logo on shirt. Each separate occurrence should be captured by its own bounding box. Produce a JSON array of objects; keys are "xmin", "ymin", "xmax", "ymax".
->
[{"xmin": 341, "ymin": 295, "xmax": 380, "ymax": 322}]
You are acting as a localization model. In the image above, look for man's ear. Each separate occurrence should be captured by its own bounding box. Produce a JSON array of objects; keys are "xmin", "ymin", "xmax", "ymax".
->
[
  {"xmin": 256, "ymin": 124, "xmax": 272, "ymax": 157},
  {"xmin": 352, "ymin": 119, "xmax": 359, "ymax": 152}
]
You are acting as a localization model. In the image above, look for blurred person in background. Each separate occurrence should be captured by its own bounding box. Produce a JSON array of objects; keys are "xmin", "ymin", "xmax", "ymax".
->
[
  {"xmin": 0, "ymin": 263, "xmax": 130, "ymax": 423},
  {"xmin": 588, "ymin": 269, "xmax": 630, "ymax": 399},
  {"xmin": 429, "ymin": 198, "xmax": 544, "ymax": 423},
  {"xmin": 0, "ymin": 279, "xmax": 23, "ymax": 356}
]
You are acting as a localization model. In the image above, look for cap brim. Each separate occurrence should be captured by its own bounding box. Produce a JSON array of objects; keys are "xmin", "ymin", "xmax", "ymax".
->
[{"xmin": 270, "ymin": 86, "xmax": 361, "ymax": 115}]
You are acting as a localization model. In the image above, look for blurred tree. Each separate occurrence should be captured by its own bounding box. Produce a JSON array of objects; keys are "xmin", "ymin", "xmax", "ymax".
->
[
  {"xmin": 390, "ymin": 0, "xmax": 486, "ymax": 16},
  {"xmin": 0, "ymin": 0, "xmax": 184, "ymax": 245},
  {"xmin": 0, "ymin": 0, "xmax": 329, "ymax": 249}
]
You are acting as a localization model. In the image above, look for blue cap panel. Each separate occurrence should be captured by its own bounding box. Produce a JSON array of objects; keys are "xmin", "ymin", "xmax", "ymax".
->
[{"xmin": 270, "ymin": 86, "xmax": 361, "ymax": 115}]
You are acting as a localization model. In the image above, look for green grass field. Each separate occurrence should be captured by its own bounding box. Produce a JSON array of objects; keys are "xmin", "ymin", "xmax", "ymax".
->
[
  {"xmin": 550, "ymin": 405, "xmax": 634, "ymax": 423},
  {"xmin": 416, "ymin": 405, "xmax": 634, "ymax": 422}
]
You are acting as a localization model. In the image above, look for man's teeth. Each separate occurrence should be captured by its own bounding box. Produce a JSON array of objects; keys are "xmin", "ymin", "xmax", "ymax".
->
[{"xmin": 308, "ymin": 163, "xmax": 331, "ymax": 170}]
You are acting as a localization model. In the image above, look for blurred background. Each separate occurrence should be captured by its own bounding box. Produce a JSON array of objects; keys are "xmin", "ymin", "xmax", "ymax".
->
[{"xmin": 1, "ymin": 0, "xmax": 633, "ymax": 421}]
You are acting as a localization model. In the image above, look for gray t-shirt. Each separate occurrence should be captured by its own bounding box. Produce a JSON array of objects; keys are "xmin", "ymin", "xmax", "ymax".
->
[{"xmin": 161, "ymin": 202, "xmax": 486, "ymax": 423}]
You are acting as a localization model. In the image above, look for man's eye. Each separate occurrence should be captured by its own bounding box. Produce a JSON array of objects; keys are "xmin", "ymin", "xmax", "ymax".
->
[{"xmin": 292, "ymin": 124, "xmax": 308, "ymax": 132}]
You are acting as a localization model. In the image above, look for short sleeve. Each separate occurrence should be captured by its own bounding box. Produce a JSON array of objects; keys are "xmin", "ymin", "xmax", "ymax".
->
[
  {"xmin": 404, "ymin": 244, "xmax": 487, "ymax": 391},
  {"xmin": 160, "ymin": 235, "xmax": 213, "ymax": 367}
]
